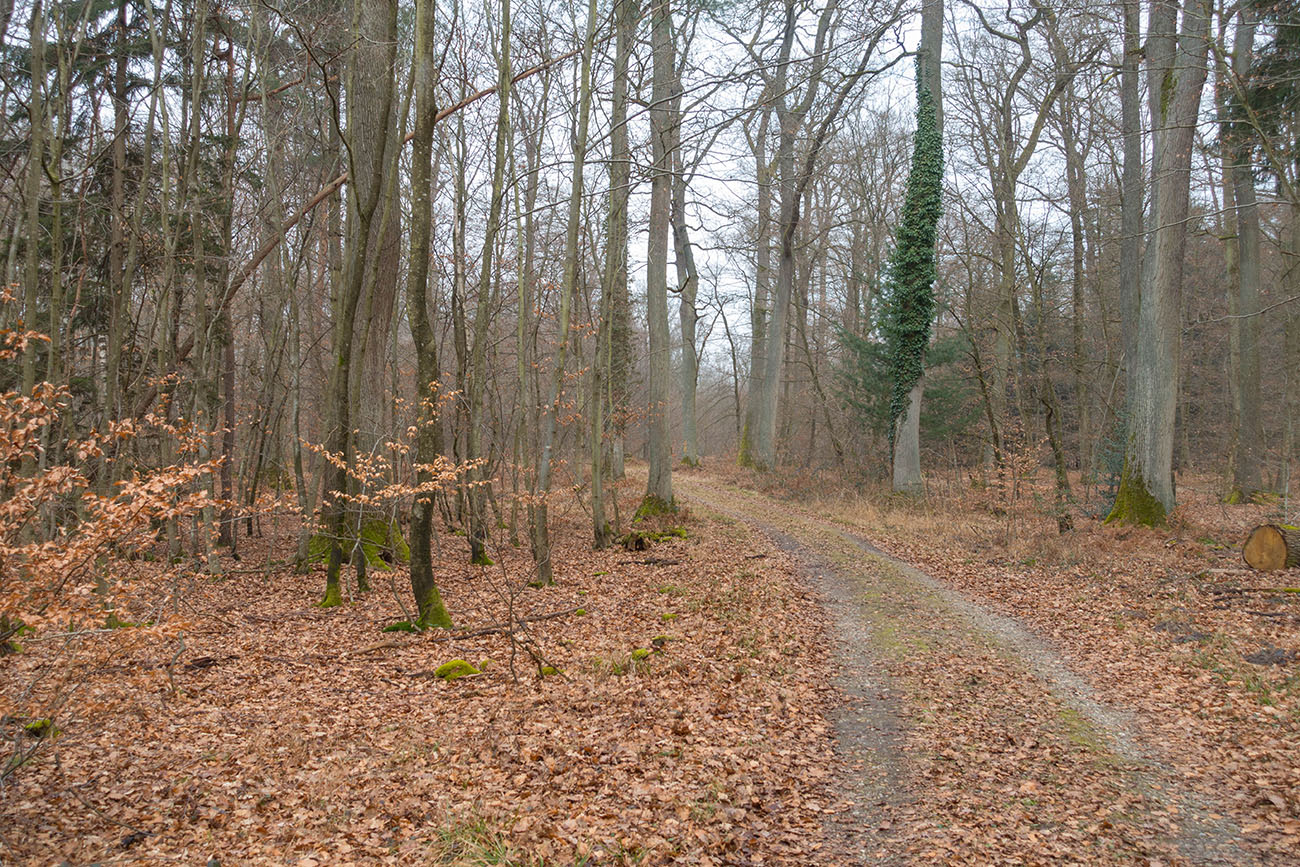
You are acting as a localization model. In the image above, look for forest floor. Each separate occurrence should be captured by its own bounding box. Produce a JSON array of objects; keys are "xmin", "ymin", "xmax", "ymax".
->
[{"xmin": 1, "ymin": 464, "xmax": 1298, "ymax": 865}]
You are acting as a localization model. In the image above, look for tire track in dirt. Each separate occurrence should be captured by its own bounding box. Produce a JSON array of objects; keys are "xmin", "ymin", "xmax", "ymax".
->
[
  {"xmin": 679, "ymin": 473, "xmax": 1253, "ymax": 865},
  {"xmin": 739, "ymin": 517, "xmax": 912, "ymax": 864}
]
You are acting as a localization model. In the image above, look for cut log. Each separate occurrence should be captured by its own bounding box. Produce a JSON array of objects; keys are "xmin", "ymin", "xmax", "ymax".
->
[{"xmin": 1242, "ymin": 524, "xmax": 1300, "ymax": 571}]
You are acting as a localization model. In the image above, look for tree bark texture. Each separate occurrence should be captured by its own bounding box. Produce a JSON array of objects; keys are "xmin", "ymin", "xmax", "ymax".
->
[
  {"xmin": 1109, "ymin": 0, "xmax": 1211, "ymax": 524},
  {"xmin": 643, "ymin": 0, "xmax": 675, "ymax": 508}
]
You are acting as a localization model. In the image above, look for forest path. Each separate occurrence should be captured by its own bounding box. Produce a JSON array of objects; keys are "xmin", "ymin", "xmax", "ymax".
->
[{"xmin": 676, "ymin": 471, "xmax": 1253, "ymax": 865}]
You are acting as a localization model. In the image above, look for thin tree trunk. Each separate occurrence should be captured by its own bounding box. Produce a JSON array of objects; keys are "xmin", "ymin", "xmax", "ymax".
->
[
  {"xmin": 406, "ymin": 0, "xmax": 452, "ymax": 628},
  {"xmin": 466, "ymin": 0, "xmax": 512, "ymax": 566},
  {"xmin": 533, "ymin": 0, "xmax": 599, "ymax": 582},
  {"xmin": 1058, "ymin": 85, "xmax": 1090, "ymax": 476},
  {"xmin": 1119, "ymin": 0, "xmax": 1143, "ymax": 415},
  {"xmin": 20, "ymin": 0, "xmax": 45, "ymax": 395},
  {"xmin": 738, "ymin": 101, "xmax": 773, "ymax": 467},
  {"xmin": 672, "ymin": 113, "xmax": 700, "ymax": 468}
]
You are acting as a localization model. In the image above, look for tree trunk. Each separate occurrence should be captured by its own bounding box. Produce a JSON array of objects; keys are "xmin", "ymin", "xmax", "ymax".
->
[
  {"xmin": 592, "ymin": 0, "xmax": 635, "ymax": 548},
  {"xmin": 1228, "ymin": 6, "xmax": 1264, "ymax": 502},
  {"xmin": 1119, "ymin": 0, "xmax": 1143, "ymax": 412},
  {"xmin": 1109, "ymin": 0, "xmax": 1211, "ymax": 524},
  {"xmin": 20, "ymin": 0, "xmax": 45, "ymax": 396},
  {"xmin": 466, "ymin": 0, "xmax": 512, "ymax": 566},
  {"xmin": 642, "ymin": 0, "xmax": 674, "ymax": 510},
  {"xmin": 672, "ymin": 116, "xmax": 700, "ymax": 468},
  {"xmin": 321, "ymin": 0, "xmax": 399, "ymax": 606},
  {"xmin": 104, "ymin": 0, "xmax": 127, "ymax": 438},
  {"xmin": 891, "ymin": 0, "xmax": 943, "ymax": 494},
  {"xmin": 405, "ymin": 0, "xmax": 453, "ymax": 629},
  {"xmin": 738, "ymin": 100, "xmax": 773, "ymax": 467},
  {"xmin": 750, "ymin": 2, "xmax": 802, "ymax": 472},
  {"xmin": 1058, "ymin": 83, "xmax": 1090, "ymax": 477},
  {"xmin": 533, "ymin": 0, "xmax": 599, "ymax": 581}
]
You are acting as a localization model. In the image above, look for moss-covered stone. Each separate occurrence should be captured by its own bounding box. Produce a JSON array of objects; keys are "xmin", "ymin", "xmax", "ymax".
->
[
  {"xmin": 434, "ymin": 659, "xmax": 481, "ymax": 681},
  {"xmin": 631, "ymin": 648, "xmax": 651, "ymax": 661},
  {"xmin": 620, "ymin": 526, "xmax": 687, "ymax": 551},
  {"xmin": 575, "ymin": 608, "xmax": 587, "ymax": 616},
  {"xmin": 660, "ymin": 613, "xmax": 678, "ymax": 622},
  {"xmin": 23, "ymin": 718, "xmax": 56, "ymax": 739},
  {"xmin": 540, "ymin": 666, "xmax": 560, "ymax": 677},
  {"xmin": 1105, "ymin": 463, "xmax": 1167, "ymax": 526},
  {"xmin": 382, "ymin": 620, "xmax": 418, "ymax": 633}
]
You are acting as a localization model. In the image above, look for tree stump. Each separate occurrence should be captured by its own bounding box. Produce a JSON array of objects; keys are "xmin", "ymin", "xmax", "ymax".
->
[{"xmin": 1242, "ymin": 524, "xmax": 1300, "ymax": 571}]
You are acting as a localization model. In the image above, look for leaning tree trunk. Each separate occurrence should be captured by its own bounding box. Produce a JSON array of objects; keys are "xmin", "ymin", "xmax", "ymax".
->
[{"xmin": 1243, "ymin": 524, "xmax": 1300, "ymax": 571}]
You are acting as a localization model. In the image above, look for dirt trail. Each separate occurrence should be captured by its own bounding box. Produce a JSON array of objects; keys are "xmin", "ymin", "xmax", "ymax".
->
[{"xmin": 678, "ymin": 472, "xmax": 1254, "ymax": 865}]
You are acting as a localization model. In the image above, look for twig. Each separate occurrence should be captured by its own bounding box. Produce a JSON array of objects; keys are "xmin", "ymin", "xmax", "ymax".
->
[
  {"xmin": 344, "ymin": 638, "xmax": 412, "ymax": 657},
  {"xmin": 445, "ymin": 607, "xmax": 583, "ymax": 639}
]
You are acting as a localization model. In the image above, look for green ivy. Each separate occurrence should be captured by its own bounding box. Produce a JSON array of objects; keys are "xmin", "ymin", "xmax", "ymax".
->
[{"xmin": 880, "ymin": 57, "xmax": 944, "ymax": 450}]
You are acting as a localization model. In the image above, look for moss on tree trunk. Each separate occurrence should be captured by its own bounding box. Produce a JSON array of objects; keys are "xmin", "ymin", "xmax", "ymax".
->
[
  {"xmin": 321, "ymin": 544, "xmax": 344, "ymax": 607},
  {"xmin": 1105, "ymin": 462, "xmax": 1167, "ymax": 526},
  {"xmin": 635, "ymin": 494, "xmax": 676, "ymax": 522}
]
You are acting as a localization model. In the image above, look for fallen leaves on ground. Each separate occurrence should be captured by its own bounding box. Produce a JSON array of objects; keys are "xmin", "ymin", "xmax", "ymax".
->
[{"xmin": 0, "ymin": 478, "xmax": 844, "ymax": 865}]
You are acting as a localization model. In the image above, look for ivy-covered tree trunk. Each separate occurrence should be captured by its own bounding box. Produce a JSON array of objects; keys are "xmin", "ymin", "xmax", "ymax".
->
[{"xmin": 884, "ymin": 23, "xmax": 944, "ymax": 495}]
